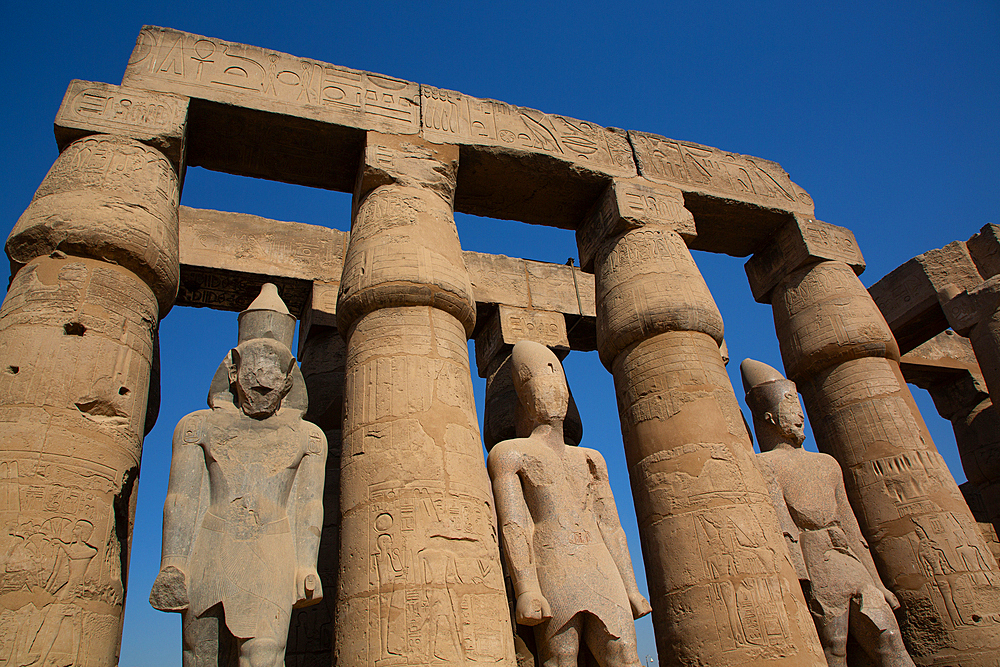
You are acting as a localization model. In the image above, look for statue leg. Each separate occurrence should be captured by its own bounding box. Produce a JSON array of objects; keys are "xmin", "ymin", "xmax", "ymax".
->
[
  {"xmin": 537, "ymin": 614, "xmax": 584, "ymax": 667},
  {"xmin": 582, "ymin": 613, "xmax": 643, "ymax": 667},
  {"xmin": 849, "ymin": 587, "xmax": 915, "ymax": 667},
  {"xmin": 238, "ymin": 637, "xmax": 285, "ymax": 667},
  {"xmin": 183, "ymin": 605, "xmax": 238, "ymax": 667},
  {"xmin": 814, "ymin": 609, "xmax": 850, "ymax": 667}
]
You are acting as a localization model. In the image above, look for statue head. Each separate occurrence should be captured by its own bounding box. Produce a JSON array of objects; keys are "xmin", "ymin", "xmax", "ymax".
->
[
  {"xmin": 227, "ymin": 283, "xmax": 298, "ymax": 419},
  {"xmin": 510, "ymin": 340, "xmax": 569, "ymax": 428},
  {"xmin": 741, "ymin": 358, "xmax": 805, "ymax": 451}
]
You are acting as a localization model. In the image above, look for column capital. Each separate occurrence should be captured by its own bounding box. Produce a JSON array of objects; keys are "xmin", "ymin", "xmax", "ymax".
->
[
  {"xmin": 55, "ymin": 80, "xmax": 189, "ymax": 175},
  {"xmin": 577, "ymin": 178, "xmax": 695, "ymax": 271},
  {"xmin": 355, "ymin": 131, "xmax": 459, "ymax": 205},
  {"xmin": 745, "ymin": 215, "xmax": 865, "ymax": 303}
]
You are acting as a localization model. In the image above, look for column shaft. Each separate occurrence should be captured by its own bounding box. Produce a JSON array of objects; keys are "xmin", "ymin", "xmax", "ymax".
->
[
  {"xmin": 584, "ymin": 184, "xmax": 824, "ymax": 666},
  {"xmin": 0, "ymin": 132, "xmax": 180, "ymax": 665},
  {"xmin": 335, "ymin": 134, "xmax": 513, "ymax": 667}
]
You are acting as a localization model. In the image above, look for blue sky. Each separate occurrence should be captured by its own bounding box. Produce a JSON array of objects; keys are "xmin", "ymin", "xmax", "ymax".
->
[{"xmin": 3, "ymin": 2, "xmax": 998, "ymax": 664}]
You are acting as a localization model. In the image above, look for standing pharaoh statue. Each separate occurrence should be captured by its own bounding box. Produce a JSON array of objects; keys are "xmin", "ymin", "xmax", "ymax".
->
[
  {"xmin": 488, "ymin": 340, "xmax": 652, "ymax": 667},
  {"xmin": 742, "ymin": 358, "xmax": 914, "ymax": 667},
  {"xmin": 149, "ymin": 284, "xmax": 327, "ymax": 666}
]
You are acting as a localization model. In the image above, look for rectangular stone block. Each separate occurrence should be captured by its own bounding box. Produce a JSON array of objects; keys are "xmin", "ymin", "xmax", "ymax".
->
[
  {"xmin": 577, "ymin": 179, "xmax": 695, "ymax": 270},
  {"xmin": 298, "ymin": 280, "xmax": 341, "ymax": 354},
  {"xmin": 967, "ymin": 223, "xmax": 1000, "ymax": 279},
  {"xmin": 462, "ymin": 251, "xmax": 595, "ymax": 319},
  {"xmin": 474, "ymin": 305, "xmax": 568, "ymax": 376},
  {"xmin": 124, "ymin": 27, "xmax": 419, "ymax": 136},
  {"xmin": 55, "ymin": 80, "xmax": 189, "ymax": 170},
  {"xmin": 745, "ymin": 216, "xmax": 865, "ymax": 303},
  {"xmin": 869, "ymin": 240, "xmax": 982, "ymax": 352},
  {"xmin": 177, "ymin": 206, "xmax": 346, "ymax": 315}
]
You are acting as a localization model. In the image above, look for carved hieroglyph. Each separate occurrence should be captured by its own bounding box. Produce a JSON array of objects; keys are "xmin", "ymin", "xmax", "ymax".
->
[
  {"xmin": 149, "ymin": 284, "xmax": 327, "ymax": 666},
  {"xmin": 746, "ymin": 216, "xmax": 1000, "ymax": 666},
  {"xmin": 336, "ymin": 133, "xmax": 513, "ymax": 667},
  {"xmin": 579, "ymin": 181, "xmax": 825, "ymax": 666},
  {"xmin": 744, "ymin": 358, "xmax": 915, "ymax": 667},
  {"xmin": 488, "ymin": 340, "xmax": 651, "ymax": 666}
]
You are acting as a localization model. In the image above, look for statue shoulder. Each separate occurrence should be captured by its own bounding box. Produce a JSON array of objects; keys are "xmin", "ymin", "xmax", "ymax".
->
[
  {"xmin": 302, "ymin": 421, "xmax": 327, "ymax": 455},
  {"xmin": 487, "ymin": 439, "xmax": 528, "ymax": 474},
  {"xmin": 173, "ymin": 410, "xmax": 211, "ymax": 444},
  {"xmin": 579, "ymin": 447, "xmax": 610, "ymax": 475}
]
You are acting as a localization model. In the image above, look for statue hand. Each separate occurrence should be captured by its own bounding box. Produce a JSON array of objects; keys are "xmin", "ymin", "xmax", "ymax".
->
[
  {"xmin": 630, "ymin": 593, "xmax": 652, "ymax": 619},
  {"xmin": 880, "ymin": 586, "xmax": 901, "ymax": 610},
  {"xmin": 515, "ymin": 590, "xmax": 552, "ymax": 626},
  {"xmin": 294, "ymin": 568, "xmax": 323, "ymax": 609},
  {"xmin": 149, "ymin": 566, "xmax": 189, "ymax": 612}
]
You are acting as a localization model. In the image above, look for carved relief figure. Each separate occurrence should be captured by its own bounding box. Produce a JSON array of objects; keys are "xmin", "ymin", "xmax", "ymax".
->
[
  {"xmin": 149, "ymin": 284, "xmax": 327, "ymax": 666},
  {"xmin": 742, "ymin": 358, "xmax": 915, "ymax": 667},
  {"xmin": 488, "ymin": 340, "xmax": 651, "ymax": 667}
]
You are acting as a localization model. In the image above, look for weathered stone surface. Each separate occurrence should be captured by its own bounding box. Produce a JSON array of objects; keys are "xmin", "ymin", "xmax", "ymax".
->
[
  {"xmin": 0, "ymin": 255, "xmax": 158, "ymax": 666},
  {"xmin": 335, "ymin": 133, "xmax": 513, "ymax": 667},
  {"xmin": 745, "ymin": 216, "xmax": 865, "ymax": 304},
  {"xmin": 149, "ymin": 285, "xmax": 327, "ymax": 666},
  {"xmin": 8, "ymin": 134, "xmax": 181, "ymax": 316},
  {"xmin": 489, "ymin": 341, "xmax": 650, "ymax": 665},
  {"xmin": 177, "ymin": 206, "xmax": 345, "ymax": 317},
  {"xmin": 577, "ymin": 179, "xmax": 695, "ymax": 271},
  {"xmin": 583, "ymin": 206, "xmax": 824, "ymax": 664},
  {"xmin": 474, "ymin": 304, "xmax": 568, "ymax": 378},
  {"xmin": 869, "ymin": 241, "xmax": 981, "ymax": 354},
  {"xmin": 55, "ymin": 80, "xmax": 189, "ymax": 171},
  {"xmin": 759, "ymin": 244, "xmax": 1000, "ymax": 665},
  {"xmin": 464, "ymin": 251, "xmax": 596, "ymax": 319},
  {"xmin": 941, "ymin": 277, "xmax": 1000, "ymax": 413},
  {"xmin": 744, "ymin": 359, "xmax": 915, "ymax": 667},
  {"xmin": 120, "ymin": 27, "xmax": 812, "ymax": 237},
  {"xmin": 967, "ymin": 224, "xmax": 1000, "ymax": 280}
]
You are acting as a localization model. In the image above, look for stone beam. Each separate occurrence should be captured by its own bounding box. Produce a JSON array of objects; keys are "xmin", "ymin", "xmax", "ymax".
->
[
  {"xmin": 175, "ymin": 206, "xmax": 597, "ymax": 349},
  {"xmin": 124, "ymin": 26, "xmax": 812, "ymax": 255}
]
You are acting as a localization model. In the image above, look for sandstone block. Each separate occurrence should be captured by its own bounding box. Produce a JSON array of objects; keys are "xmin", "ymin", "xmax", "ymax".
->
[
  {"xmin": 55, "ymin": 80, "xmax": 188, "ymax": 171},
  {"xmin": 577, "ymin": 179, "xmax": 695, "ymax": 271},
  {"xmin": 474, "ymin": 305, "xmax": 568, "ymax": 378},
  {"xmin": 745, "ymin": 216, "xmax": 865, "ymax": 303},
  {"xmin": 967, "ymin": 223, "xmax": 1000, "ymax": 279}
]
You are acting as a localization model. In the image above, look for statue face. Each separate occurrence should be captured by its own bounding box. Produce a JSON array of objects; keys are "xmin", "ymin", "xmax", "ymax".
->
[
  {"xmin": 773, "ymin": 389, "xmax": 806, "ymax": 447},
  {"xmin": 230, "ymin": 340, "xmax": 294, "ymax": 418},
  {"xmin": 519, "ymin": 358, "xmax": 569, "ymax": 426}
]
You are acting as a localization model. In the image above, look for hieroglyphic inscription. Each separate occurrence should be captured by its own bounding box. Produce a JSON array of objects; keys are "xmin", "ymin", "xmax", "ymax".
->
[
  {"xmin": 124, "ymin": 27, "xmax": 419, "ymax": 135},
  {"xmin": 473, "ymin": 305, "xmax": 568, "ymax": 375},
  {"xmin": 366, "ymin": 481, "xmax": 509, "ymax": 665},
  {"xmin": 629, "ymin": 130, "xmax": 814, "ymax": 214},
  {"xmin": 54, "ymin": 80, "xmax": 188, "ymax": 168},
  {"xmin": 421, "ymin": 86, "xmax": 634, "ymax": 175}
]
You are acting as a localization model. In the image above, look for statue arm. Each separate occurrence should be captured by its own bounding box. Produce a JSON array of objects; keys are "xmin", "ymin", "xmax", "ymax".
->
[
  {"xmin": 487, "ymin": 445, "xmax": 550, "ymax": 625},
  {"xmin": 150, "ymin": 413, "xmax": 206, "ymax": 612},
  {"xmin": 293, "ymin": 426, "xmax": 327, "ymax": 608},
  {"xmin": 761, "ymin": 458, "xmax": 808, "ymax": 582},
  {"xmin": 588, "ymin": 449, "xmax": 652, "ymax": 619},
  {"xmin": 834, "ymin": 465, "xmax": 899, "ymax": 608}
]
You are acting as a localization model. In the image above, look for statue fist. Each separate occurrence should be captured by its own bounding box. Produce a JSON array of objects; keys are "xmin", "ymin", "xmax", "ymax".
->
[
  {"xmin": 149, "ymin": 566, "xmax": 189, "ymax": 612},
  {"xmin": 515, "ymin": 590, "xmax": 552, "ymax": 626},
  {"xmin": 630, "ymin": 593, "xmax": 652, "ymax": 619},
  {"xmin": 881, "ymin": 586, "xmax": 901, "ymax": 610},
  {"xmin": 294, "ymin": 568, "xmax": 323, "ymax": 608}
]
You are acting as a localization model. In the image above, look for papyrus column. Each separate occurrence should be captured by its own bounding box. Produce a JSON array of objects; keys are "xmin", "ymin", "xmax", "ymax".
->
[
  {"xmin": 335, "ymin": 133, "xmax": 513, "ymax": 667},
  {"xmin": 578, "ymin": 180, "xmax": 823, "ymax": 667},
  {"xmin": 746, "ymin": 215, "xmax": 1000, "ymax": 666},
  {"xmin": 0, "ymin": 82, "xmax": 187, "ymax": 666}
]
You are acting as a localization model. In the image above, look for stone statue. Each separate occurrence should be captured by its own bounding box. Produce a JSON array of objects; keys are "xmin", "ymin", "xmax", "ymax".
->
[
  {"xmin": 742, "ymin": 358, "xmax": 914, "ymax": 667},
  {"xmin": 488, "ymin": 340, "xmax": 652, "ymax": 667},
  {"xmin": 149, "ymin": 284, "xmax": 328, "ymax": 666}
]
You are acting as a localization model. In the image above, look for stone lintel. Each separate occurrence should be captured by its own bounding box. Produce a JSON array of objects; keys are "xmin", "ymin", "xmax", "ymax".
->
[
  {"xmin": 120, "ymin": 26, "xmax": 813, "ymax": 242},
  {"xmin": 174, "ymin": 207, "xmax": 598, "ymax": 349},
  {"xmin": 473, "ymin": 305, "xmax": 569, "ymax": 378},
  {"xmin": 941, "ymin": 276, "xmax": 1000, "ymax": 335},
  {"xmin": 55, "ymin": 80, "xmax": 189, "ymax": 172},
  {"xmin": 869, "ymin": 240, "xmax": 982, "ymax": 352},
  {"xmin": 745, "ymin": 216, "xmax": 865, "ymax": 303},
  {"xmin": 968, "ymin": 223, "xmax": 1000, "ymax": 279},
  {"xmin": 900, "ymin": 332, "xmax": 989, "ymax": 420},
  {"xmin": 577, "ymin": 179, "xmax": 695, "ymax": 271}
]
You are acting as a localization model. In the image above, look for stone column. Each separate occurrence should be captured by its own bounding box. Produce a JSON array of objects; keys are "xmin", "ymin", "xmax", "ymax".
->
[
  {"xmin": 942, "ymin": 277, "xmax": 1000, "ymax": 413},
  {"xmin": 901, "ymin": 332, "xmax": 1000, "ymax": 533},
  {"xmin": 335, "ymin": 133, "xmax": 514, "ymax": 667},
  {"xmin": 746, "ymin": 215, "xmax": 1000, "ymax": 666},
  {"xmin": 578, "ymin": 180, "xmax": 824, "ymax": 667},
  {"xmin": 0, "ymin": 82, "xmax": 187, "ymax": 665}
]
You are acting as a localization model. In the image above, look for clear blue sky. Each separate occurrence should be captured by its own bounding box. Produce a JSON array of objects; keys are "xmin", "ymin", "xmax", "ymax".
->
[{"xmin": 3, "ymin": 2, "xmax": 998, "ymax": 664}]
